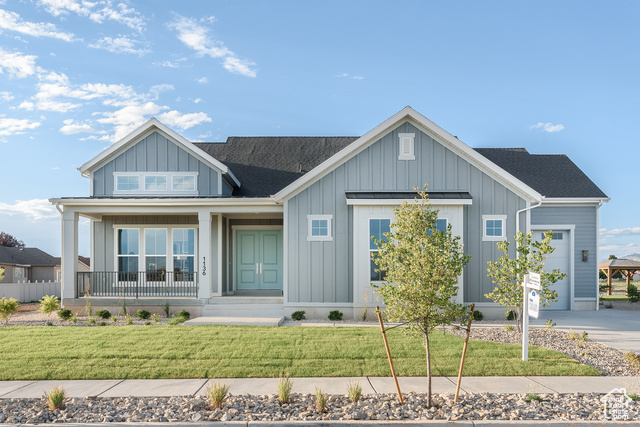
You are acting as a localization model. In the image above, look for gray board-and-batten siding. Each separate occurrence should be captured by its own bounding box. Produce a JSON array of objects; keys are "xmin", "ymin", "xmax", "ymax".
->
[
  {"xmin": 285, "ymin": 121, "xmax": 527, "ymax": 304},
  {"xmin": 92, "ymin": 131, "xmax": 232, "ymax": 197}
]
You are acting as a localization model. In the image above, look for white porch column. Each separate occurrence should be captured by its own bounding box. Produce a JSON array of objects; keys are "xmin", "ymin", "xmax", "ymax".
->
[
  {"xmin": 61, "ymin": 209, "xmax": 78, "ymax": 299},
  {"xmin": 198, "ymin": 211, "xmax": 212, "ymax": 299}
]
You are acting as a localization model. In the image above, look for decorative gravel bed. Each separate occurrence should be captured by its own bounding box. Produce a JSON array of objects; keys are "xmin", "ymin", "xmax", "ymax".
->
[
  {"xmin": 0, "ymin": 391, "xmax": 635, "ymax": 423},
  {"xmin": 445, "ymin": 326, "xmax": 638, "ymax": 376}
]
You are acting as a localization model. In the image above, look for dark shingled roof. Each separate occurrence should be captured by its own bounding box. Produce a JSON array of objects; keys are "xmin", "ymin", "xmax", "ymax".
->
[
  {"xmin": 474, "ymin": 148, "xmax": 608, "ymax": 198},
  {"xmin": 195, "ymin": 137, "xmax": 358, "ymax": 197},
  {"xmin": 0, "ymin": 247, "xmax": 59, "ymax": 266}
]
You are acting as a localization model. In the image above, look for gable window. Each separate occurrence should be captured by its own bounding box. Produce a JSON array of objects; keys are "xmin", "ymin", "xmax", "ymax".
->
[
  {"xmin": 145, "ymin": 176, "xmax": 167, "ymax": 191},
  {"xmin": 116, "ymin": 175, "xmax": 140, "ymax": 192},
  {"xmin": 370, "ymin": 218, "xmax": 391, "ymax": 281},
  {"xmin": 483, "ymin": 215, "xmax": 507, "ymax": 241},
  {"xmin": 307, "ymin": 215, "xmax": 333, "ymax": 241},
  {"xmin": 398, "ymin": 132, "xmax": 415, "ymax": 160},
  {"xmin": 172, "ymin": 175, "xmax": 196, "ymax": 191}
]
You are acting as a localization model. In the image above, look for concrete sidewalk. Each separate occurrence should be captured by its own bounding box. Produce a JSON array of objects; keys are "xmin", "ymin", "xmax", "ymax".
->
[{"xmin": 1, "ymin": 376, "xmax": 638, "ymax": 399}]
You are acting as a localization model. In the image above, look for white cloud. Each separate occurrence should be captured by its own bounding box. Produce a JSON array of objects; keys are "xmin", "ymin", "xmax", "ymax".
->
[
  {"xmin": 0, "ymin": 91, "xmax": 13, "ymax": 101},
  {"xmin": 193, "ymin": 98, "xmax": 201, "ymax": 104},
  {"xmin": 155, "ymin": 60, "xmax": 181, "ymax": 68},
  {"xmin": 0, "ymin": 199, "xmax": 58, "ymax": 222},
  {"xmin": 530, "ymin": 122, "xmax": 565, "ymax": 133},
  {"xmin": 352, "ymin": 75, "xmax": 364, "ymax": 80},
  {"xmin": 97, "ymin": 101, "xmax": 166, "ymax": 141},
  {"xmin": 89, "ymin": 36, "xmax": 149, "ymax": 55},
  {"xmin": 0, "ymin": 9, "xmax": 76, "ymax": 41},
  {"xmin": 157, "ymin": 110, "xmax": 211, "ymax": 130},
  {"xmin": 39, "ymin": 0, "xmax": 145, "ymax": 31},
  {"xmin": 59, "ymin": 119, "xmax": 103, "ymax": 135},
  {"xmin": 334, "ymin": 73, "xmax": 364, "ymax": 80},
  {"xmin": 0, "ymin": 47, "xmax": 39, "ymax": 78},
  {"xmin": 223, "ymin": 56, "xmax": 256, "ymax": 78},
  {"xmin": 600, "ymin": 227, "xmax": 640, "ymax": 238},
  {"xmin": 197, "ymin": 77, "xmax": 208, "ymax": 84},
  {"xmin": 0, "ymin": 117, "xmax": 40, "ymax": 136},
  {"xmin": 168, "ymin": 14, "xmax": 257, "ymax": 77}
]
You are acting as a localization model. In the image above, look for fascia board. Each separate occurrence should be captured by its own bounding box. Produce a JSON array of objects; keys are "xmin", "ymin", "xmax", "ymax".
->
[
  {"xmin": 346, "ymin": 198, "xmax": 472, "ymax": 206},
  {"xmin": 49, "ymin": 197, "xmax": 276, "ymax": 207},
  {"xmin": 274, "ymin": 106, "xmax": 542, "ymax": 203},
  {"xmin": 78, "ymin": 118, "xmax": 241, "ymax": 188},
  {"xmin": 541, "ymin": 197, "xmax": 611, "ymax": 204}
]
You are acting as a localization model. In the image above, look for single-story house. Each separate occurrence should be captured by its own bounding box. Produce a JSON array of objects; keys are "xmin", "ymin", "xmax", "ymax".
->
[
  {"xmin": 50, "ymin": 107, "xmax": 609, "ymax": 319},
  {"xmin": 0, "ymin": 246, "xmax": 60, "ymax": 284}
]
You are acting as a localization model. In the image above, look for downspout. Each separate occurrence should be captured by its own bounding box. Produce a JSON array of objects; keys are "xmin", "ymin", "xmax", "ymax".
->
[
  {"xmin": 596, "ymin": 200, "xmax": 604, "ymax": 311},
  {"xmin": 515, "ymin": 201, "xmax": 542, "ymax": 235}
]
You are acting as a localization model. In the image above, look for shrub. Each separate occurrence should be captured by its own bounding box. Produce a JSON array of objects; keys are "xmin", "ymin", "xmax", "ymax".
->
[
  {"xmin": 206, "ymin": 381, "xmax": 230, "ymax": 409},
  {"xmin": 168, "ymin": 312, "xmax": 189, "ymax": 325},
  {"xmin": 151, "ymin": 313, "xmax": 161, "ymax": 323},
  {"xmin": 38, "ymin": 295, "xmax": 60, "ymax": 316},
  {"xmin": 629, "ymin": 284, "xmax": 639, "ymax": 303},
  {"xmin": 347, "ymin": 379, "xmax": 362, "ymax": 403},
  {"xmin": 624, "ymin": 352, "xmax": 640, "ymax": 372},
  {"xmin": 124, "ymin": 314, "xmax": 133, "ymax": 325},
  {"xmin": 506, "ymin": 309, "xmax": 516, "ymax": 321},
  {"xmin": 291, "ymin": 310, "xmax": 306, "ymax": 321},
  {"xmin": 135, "ymin": 309, "xmax": 151, "ymax": 320},
  {"xmin": 526, "ymin": 393, "xmax": 542, "ymax": 402},
  {"xmin": 176, "ymin": 309, "xmax": 190, "ymax": 320},
  {"xmin": 110, "ymin": 316, "xmax": 118, "ymax": 323},
  {"xmin": 44, "ymin": 386, "xmax": 66, "ymax": 411},
  {"xmin": 277, "ymin": 375, "xmax": 293, "ymax": 404},
  {"xmin": 58, "ymin": 308, "xmax": 72, "ymax": 321},
  {"xmin": 70, "ymin": 314, "xmax": 77, "ymax": 323},
  {"xmin": 472, "ymin": 310, "xmax": 484, "ymax": 321},
  {"xmin": 161, "ymin": 300, "xmax": 170, "ymax": 317},
  {"xmin": 99, "ymin": 321, "xmax": 107, "ymax": 326},
  {"xmin": 87, "ymin": 317, "xmax": 96, "ymax": 325},
  {"xmin": 96, "ymin": 309, "xmax": 111, "ymax": 319},
  {"xmin": 544, "ymin": 319, "xmax": 556, "ymax": 330},
  {"xmin": 328, "ymin": 310, "xmax": 343, "ymax": 321},
  {"xmin": 503, "ymin": 325, "xmax": 514, "ymax": 331},
  {"xmin": 0, "ymin": 297, "xmax": 19, "ymax": 326},
  {"xmin": 315, "ymin": 387, "xmax": 327, "ymax": 412}
]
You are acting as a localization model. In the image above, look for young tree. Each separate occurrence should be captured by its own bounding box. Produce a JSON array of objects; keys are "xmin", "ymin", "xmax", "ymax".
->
[
  {"xmin": 372, "ymin": 186, "xmax": 470, "ymax": 408},
  {"xmin": 485, "ymin": 230, "xmax": 566, "ymax": 331},
  {"xmin": 0, "ymin": 232, "xmax": 24, "ymax": 248}
]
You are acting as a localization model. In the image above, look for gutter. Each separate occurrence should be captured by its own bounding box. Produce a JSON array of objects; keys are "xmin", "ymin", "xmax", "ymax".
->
[{"xmin": 515, "ymin": 201, "xmax": 542, "ymax": 234}]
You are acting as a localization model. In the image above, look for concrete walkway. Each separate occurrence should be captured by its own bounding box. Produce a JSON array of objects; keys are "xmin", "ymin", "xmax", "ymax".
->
[{"xmin": 1, "ymin": 376, "xmax": 638, "ymax": 399}]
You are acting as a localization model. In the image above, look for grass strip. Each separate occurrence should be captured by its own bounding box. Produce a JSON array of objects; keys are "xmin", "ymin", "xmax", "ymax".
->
[{"xmin": 0, "ymin": 325, "xmax": 600, "ymax": 380}]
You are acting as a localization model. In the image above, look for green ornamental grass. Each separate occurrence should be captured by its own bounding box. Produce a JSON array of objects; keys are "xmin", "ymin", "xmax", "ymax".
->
[
  {"xmin": 206, "ymin": 381, "xmax": 230, "ymax": 409},
  {"xmin": 44, "ymin": 386, "xmax": 66, "ymax": 411}
]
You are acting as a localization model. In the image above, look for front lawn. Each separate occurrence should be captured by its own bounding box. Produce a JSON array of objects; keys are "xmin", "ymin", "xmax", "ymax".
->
[{"xmin": 0, "ymin": 325, "xmax": 600, "ymax": 380}]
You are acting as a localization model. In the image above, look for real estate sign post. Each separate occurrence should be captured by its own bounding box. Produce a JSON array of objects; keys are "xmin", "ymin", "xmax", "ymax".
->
[{"xmin": 522, "ymin": 272, "xmax": 541, "ymax": 361}]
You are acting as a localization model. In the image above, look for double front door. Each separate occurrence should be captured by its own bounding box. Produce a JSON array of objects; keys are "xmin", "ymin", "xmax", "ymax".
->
[{"xmin": 235, "ymin": 229, "xmax": 283, "ymax": 290}]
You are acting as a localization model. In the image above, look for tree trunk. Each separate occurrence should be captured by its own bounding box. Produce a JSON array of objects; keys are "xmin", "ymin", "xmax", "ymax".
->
[{"xmin": 424, "ymin": 329, "xmax": 432, "ymax": 408}]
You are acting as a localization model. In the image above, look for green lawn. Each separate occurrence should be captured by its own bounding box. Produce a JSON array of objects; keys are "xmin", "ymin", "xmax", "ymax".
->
[
  {"xmin": 0, "ymin": 325, "xmax": 600, "ymax": 380},
  {"xmin": 600, "ymin": 295, "xmax": 632, "ymax": 301}
]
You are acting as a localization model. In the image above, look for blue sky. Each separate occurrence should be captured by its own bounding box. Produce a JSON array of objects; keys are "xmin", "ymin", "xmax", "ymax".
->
[{"xmin": 0, "ymin": 0, "xmax": 638, "ymax": 258}]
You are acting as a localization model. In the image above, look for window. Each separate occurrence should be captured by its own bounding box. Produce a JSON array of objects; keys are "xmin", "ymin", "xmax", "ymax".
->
[
  {"xmin": 114, "ymin": 173, "xmax": 198, "ymax": 194},
  {"xmin": 483, "ymin": 215, "xmax": 507, "ymax": 241},
  {"xmin": 117, "ymin": 229, "xmax": 139, "ymax": 280},
  {"xmin": 428, "ymin": 218, "xmax": 448, "ymax": 235},
  {"xmin": 307, "ymin": 215, "xmax": 333, "ymax": 241},
  {"xmin": 145, "ymin": 176, "xmax": 167, "ymax": 191},
  {"xmin": 145, "ymin": 229, "xmax": 167, "ymax": 280},
  {"xmin": 173, "ymin": 228, "xmax": 195, "ymax": 281},
  {"xmin": 14, "ymin": 267, "xmax": 25, "ymax": 280},
  {"xmin": 116, "ymin": 175, "xmax": 140, "ymax": 192},
  {"xmin": 370, "ymin": 218, "xmax": 391, "ymax": 281},
  {"xmin": 172, "ymin": 175, "xmax": 196, "ymax": 191},
  {"xmin": 544, "ymin": 232, "xmax": 563, "ymax": 240},
  {"xmin": 398, "ymin": 132, "xmax": 415, "ymax": 160}
]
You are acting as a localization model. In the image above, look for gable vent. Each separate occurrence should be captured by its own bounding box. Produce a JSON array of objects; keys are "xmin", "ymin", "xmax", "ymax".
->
[{"xmin": 398, "ymin": 133, "xmax": 415, "ymax": 160}]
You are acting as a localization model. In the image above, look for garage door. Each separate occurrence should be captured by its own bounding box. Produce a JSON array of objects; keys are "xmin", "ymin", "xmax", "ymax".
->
[{"xmin": 536, "ymin": 230, "xmax": 570, "ymax": 310}]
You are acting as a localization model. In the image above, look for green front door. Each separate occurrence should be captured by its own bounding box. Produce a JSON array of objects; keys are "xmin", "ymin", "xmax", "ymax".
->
[{"xmin": 236, "ymin": 229, "xmax": 283, "ymax": 290}]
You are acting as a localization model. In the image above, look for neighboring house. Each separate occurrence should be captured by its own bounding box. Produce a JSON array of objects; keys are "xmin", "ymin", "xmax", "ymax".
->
[
  {"xmin": 50, "ymin": 107, "xmax": 609, "ymax": 318},
  {"xmin": 0, "ymin": 246, "xmax": 60, "ymax": 284}
]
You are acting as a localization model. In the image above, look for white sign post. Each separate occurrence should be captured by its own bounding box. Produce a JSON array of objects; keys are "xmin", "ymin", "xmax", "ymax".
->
[{"xmin": 522, "ymin": 272, "xmax": 541, "ymax": 361}]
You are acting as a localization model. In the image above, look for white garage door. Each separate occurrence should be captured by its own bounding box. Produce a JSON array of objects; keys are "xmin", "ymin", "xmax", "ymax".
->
[{"xmin": 536, "ymin": 230, "xmax": 570, "ymax": 310}]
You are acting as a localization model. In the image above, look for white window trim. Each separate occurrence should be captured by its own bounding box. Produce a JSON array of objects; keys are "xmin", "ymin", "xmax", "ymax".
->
[
  {"xmin": 307, "ymin": 214, "xmax": 333, "ymax": 241},
  {"xmin": 482, "ymin": 215, "xmax": 507, "ymax": 241},
  {"xmin": 114, "ymin": 172, "xmax": 198, "ymax": 196},
  {"xmin": 398, "ymin": 132, "xmax": 415, "ymax": 160}
]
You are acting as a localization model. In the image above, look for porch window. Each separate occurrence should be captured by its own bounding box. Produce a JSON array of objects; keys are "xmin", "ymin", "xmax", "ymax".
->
[
  {"xmin": 117, "ymin": 229, "xmax": 139, "ymax": 280},
  {"xmin": 173, "ymin": 228, "xmax": 195, "ymax": 280},
  {"xmin": 370, "ymin": 218, "xmax": 391, "ymax": 281},
  {"xmin": 145, "ymin": 229, "xmax": 167, "ymax": 281}
]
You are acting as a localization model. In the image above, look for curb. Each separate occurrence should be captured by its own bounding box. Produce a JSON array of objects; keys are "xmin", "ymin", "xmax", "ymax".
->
[{"xmin": 4, "ymin": 421, "xmax": 639, "ymax": 426}]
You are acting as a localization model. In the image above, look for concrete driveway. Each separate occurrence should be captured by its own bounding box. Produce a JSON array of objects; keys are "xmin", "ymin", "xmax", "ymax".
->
[{"xmin": 531, "ymin": 309, "xmax": 640, "ymax": 353}]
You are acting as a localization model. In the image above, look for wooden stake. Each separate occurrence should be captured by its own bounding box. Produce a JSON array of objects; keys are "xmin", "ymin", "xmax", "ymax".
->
[
  {"xmin": 454, "ymin": 303, "xmax": 475, "ymax": 403},
  {"xmin": 376, "ymin": 306, "xmax": 404, "ymax": 405}
]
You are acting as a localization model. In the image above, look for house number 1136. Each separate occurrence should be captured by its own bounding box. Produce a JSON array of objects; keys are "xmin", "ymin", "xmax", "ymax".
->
[{"xmin": 202, "ymin": 257, "xmax": 207, "ymax": 276}]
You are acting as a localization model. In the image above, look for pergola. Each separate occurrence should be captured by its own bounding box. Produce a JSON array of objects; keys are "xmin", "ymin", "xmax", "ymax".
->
[{"xmin": 598, "ymin": 258, "xmax": 640, "ymax": 295}]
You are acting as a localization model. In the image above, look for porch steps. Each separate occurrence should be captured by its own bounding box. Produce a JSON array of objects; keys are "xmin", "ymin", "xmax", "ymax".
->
[{"xmin": 186, "ymin": 296, "xmax": 284, "ymax": 326}]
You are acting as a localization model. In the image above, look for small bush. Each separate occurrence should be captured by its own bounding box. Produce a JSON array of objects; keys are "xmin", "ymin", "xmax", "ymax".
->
[
  {"xmin": 87, "ymin": 317, "xmax": 96, "ymax": 325},
  {"xmin": 526, "ymin": 393, "xmax": 542, "ymax": 402},
  {"xmin": 161, "ymin": 300, "xmax": 170, "ymax": 317},
  {"xmin": 125, "ymin": 314, "xmax": 133, "ymax": 325},
  {"xmin": 176, "ymin": 309, "xmax": 190, "ymax": 320},
  {"xmin": 506, "ymin": 309, "xmax": 516, "ymax": 321},
  {"xmin": 503, "ymin": 325, "xmax": 514, "ymax": 331},
  {"xmin": 58, "ymin": 308, "xmax": 72, "ymax": 321},
  {"xmin": 629, "ymin": 284, "xmax": 639, "ymax": 303},
  {"xmin": 206, "ymin": 381, "xmax": 230, "ymax": 409},
  {"xmin": 277, "ymin": 375, "xmax": 293, "ymax": 404},
  {"xmin": 347, "ymin": 379, "xmax": 362, "ymax": 403},
  {"xmin": 472, "ymin": 310, "xmax": 484, "ymax": 321},
  {"xmin": 624, "ymin": 351, "xmax": 640, "ymax": 372},
  {"xmin": 544, "ymin": 319, "xmax": 556, "ymax": 330},
  {"xmin": 0, "ymin": 297, "xmax": 20, "ymax": 326},
  {"xmin": 99, "ymin": 321, "xmax": 107, "ymax": 326},
  {"xmin": 135, "ymin": 309, "xmax": 151, "ymax": 320},
  {"xmin": 44, "ymin": 386, "xmax": 66, "ymax": 411},
  {"xmin": 151, "ymin": 313, "xmax": 161, "ymax": 323},
  {"xmin": 291, "ymin": 310, "xmax": 306, "ymax": 321},
  {"xmin": 96, "ymin": 309, "xmax": 111, "ymax": 319},
  {"xmin": 328, "ymin": 310, "xmax": 343, "ymax": 321},
  {"xmin": 144, "ymin": 320, "xmax": 151, "ymax": 326},
  {"xmin": 70, "ymin": 314, "xmax": 77, "ymax": 323},
  {"xmin": 168, "ymin": 310, "xmax": 190, "ymax": 325},
  {"xmin": 315, "ymin": 387, "xmax": 327, "ymax": 412},
  {"xmin": 110, "ymin": 316, "xmax": 118, "ymax": 323},
  {"xmin": 38, "ymin": 295, "xmax": 60, "ymax": 316}
]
